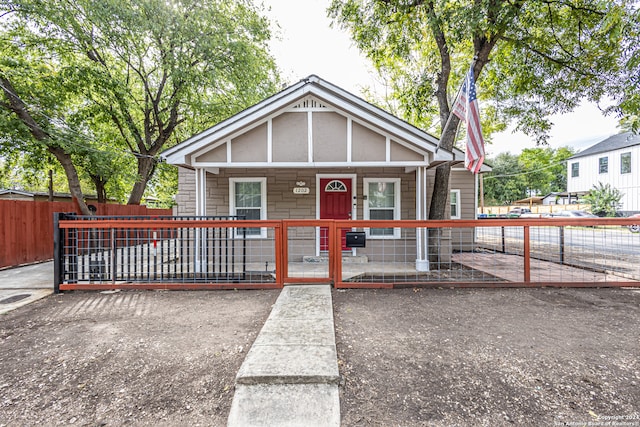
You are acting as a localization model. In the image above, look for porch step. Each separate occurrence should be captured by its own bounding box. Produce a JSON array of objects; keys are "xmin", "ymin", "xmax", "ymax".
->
[{"xmin": 302, "ymin": 255, "xmax": 368, "ymax": 264}]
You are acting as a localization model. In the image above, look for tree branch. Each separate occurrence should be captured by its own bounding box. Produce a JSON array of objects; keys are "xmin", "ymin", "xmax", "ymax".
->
[{"xmin": 501, "ymin": 35, "xmax": 598, "ymax": 77}]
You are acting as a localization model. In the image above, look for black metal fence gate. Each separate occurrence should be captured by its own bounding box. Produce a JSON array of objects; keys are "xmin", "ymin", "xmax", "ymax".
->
[{"xmin": 53, "ymin": 214, "xmax": 279, "ymax": 292}]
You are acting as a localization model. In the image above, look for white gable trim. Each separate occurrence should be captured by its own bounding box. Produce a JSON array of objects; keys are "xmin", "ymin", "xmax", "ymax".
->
[
  {"xmin": 163, "ymin": 76, "xmax": 453, "ymax": 166},
  {"xmin": 188, "ymin": 97, "xmax": 433, "ymax": 168}
]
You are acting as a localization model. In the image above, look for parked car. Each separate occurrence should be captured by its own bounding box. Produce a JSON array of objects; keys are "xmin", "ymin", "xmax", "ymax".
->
[
  {"xmin": 508, "ymin": 207, "xmax": 548, "ymax": 218},
  {"xmin": 551, "ymin": 210, "xmax": 598, "ymax": 218},
  {"xmin": 508, "ymin": 207, "xmax": 531, "ymax": 217},
  {"xmin": 628, "ymin": 213, "xmax": 640, "ymax": 233}
]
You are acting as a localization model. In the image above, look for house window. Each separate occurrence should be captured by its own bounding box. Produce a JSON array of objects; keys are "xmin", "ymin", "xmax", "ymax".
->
[
  {"xmin": 450, "ymin": 189, "xmax": 461, "ymax": 219},
  {"xmin": 229, "ymin": 177, "xmax": 266, "ymax": 238},
  {"xmin": 364, "ymin": 178, "xmax": 400, "ymax": 238},
  {"xmin": 571, "ymin": 162, "xmax": 579, "ymax": 177},
  {"xmin": 599, "ymin": 157, "xmax": 608, "ymax": 174},
  {"xmin": 621, "ymin": 152, "xmax": 631, "ymax": 174}
]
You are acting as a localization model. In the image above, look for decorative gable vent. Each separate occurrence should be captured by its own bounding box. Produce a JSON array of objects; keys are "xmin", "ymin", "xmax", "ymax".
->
[{"xmin": 292, "ymin": 97, "xmax": 328, "ymax": 110}]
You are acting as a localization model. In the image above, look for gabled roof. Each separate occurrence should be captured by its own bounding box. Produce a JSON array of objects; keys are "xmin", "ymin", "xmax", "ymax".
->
[
  {"xmin": 162, "ymin": 75, "xmax": 454, "ymax": 166},
  {"xmin": 569, "ymin": 132, "xmax": 640, "ymax": 160},
  {"xmin": 0, "ymin": 189, "xmax": 109, "ymax": 200},
  {"xmin": 0, "ymin": 189, "xmax": 34, "ymax": 197}
]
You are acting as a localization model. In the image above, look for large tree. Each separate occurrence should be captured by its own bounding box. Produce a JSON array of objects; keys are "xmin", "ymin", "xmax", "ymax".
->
[
  {"xmin": 1, "ymin": 0, "xmax": 279, "ymax": 205},
  {"xmin": 482, "ymin": 152, "xmax": 527, "ymax": 205},
  {"xmin": 0, "ymin": 31, "xmax": 96, "ymax": 214},
  {"xmin": 330, "ymin": 0, "xmax": 638, "ymax": 220},
  {"xmin": 483, "ymin": 146, "xmax": 575, "ymax": 205}
]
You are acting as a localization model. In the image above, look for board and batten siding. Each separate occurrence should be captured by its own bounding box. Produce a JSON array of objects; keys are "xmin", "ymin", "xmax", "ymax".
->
[
  {"xmin": 191, "ymin": 107, "xmax": 427, "ymax": 167},
  {"xmin": 567, "ymin": 144, "xmax": 640, "ymax": 212}
]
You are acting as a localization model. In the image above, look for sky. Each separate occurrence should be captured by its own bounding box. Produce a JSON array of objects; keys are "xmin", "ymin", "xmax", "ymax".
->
[{"xmin": 261, "ymin": 0, "xmax": 621, "ymax": 157}]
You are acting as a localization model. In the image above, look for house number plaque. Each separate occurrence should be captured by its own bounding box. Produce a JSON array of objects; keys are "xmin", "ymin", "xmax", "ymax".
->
[{"xmin": 293, "ymin": 187, "xmax": 310, "ymax": 194}]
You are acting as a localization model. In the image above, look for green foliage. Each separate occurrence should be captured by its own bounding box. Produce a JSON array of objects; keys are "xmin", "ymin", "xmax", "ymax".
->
[
  {"xmin": 483, "ymin": 152, "xmax": 527, "ymax": 205},
  {"xmin": 582, "ymin": 182, "xmax": 623, "ymax": 217},
  {"xmin": 1, "ymin": 0, "xmax": 280, "ymax": 203},
  {"xmin": 483, "ymin": 146, "xmax": 575, "ymax": 204},
  {"xmin": 144, "ymin": 162, "xmax": 178, "ymax": 209},
  {"xmin": 330, "ymin": 0, "xmax": 637, "ymax": 220},
  {"xmin": 606, "ymin": 6, "xmax": 640, "ymax": 133},
  {"xmin": 329, "ymin": 0, "xmax": 637, "ymax": 142}
]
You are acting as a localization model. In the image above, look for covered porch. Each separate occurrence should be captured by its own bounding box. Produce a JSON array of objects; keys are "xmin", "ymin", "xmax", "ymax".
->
[{"xmin": 162, "ymin": 76, "xmax": 479, "ymax": 272}]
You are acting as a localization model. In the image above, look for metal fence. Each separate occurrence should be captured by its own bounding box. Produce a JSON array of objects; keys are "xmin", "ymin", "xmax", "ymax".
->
[
  {"xmin": 330, "ymin": 218, "xmax": 640, "ymax": 288},
  {"xmin": 54, "ymin": 215, "xmax": 640, "ymax": 291},
  {"xmin": 53, "ymin": 214, "xmax": 282, "ymax": 291}
]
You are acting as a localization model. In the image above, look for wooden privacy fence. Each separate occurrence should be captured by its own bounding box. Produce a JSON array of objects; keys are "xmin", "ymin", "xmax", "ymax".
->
[
  {"xmin": 53, "ymin": 216, "xmax": 640, "ymax": 292},
  {"xmin": 0, "ymin": 200, "xmax": 171, "ymax": 269}
]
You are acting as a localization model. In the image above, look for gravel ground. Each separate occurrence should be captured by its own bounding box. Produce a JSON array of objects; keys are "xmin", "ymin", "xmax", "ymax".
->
[{"xmin": 333, "ymin": 287, "xmax": 640, "ymax": 427}]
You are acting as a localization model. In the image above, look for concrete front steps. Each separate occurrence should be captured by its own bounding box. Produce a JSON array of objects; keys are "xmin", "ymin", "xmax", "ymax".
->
[{"xmin": 227, "ymin": 285, "xmax": 340, "ymax": 426}]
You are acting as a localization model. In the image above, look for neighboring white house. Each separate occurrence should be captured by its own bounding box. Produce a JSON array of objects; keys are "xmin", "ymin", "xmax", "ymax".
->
[{"xmin": 567, "ymin": 132, "xmax": 640, "ymax": 214}]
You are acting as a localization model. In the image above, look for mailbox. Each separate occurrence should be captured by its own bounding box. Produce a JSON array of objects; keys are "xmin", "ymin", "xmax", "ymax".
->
[{"xmin": 345, "ymin": 231, "xmax": 366, "ymax": 248}]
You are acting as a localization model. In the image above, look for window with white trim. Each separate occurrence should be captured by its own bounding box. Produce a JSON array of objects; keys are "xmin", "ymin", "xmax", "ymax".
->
[
  {"xmin": 229, "ymin": 177, "xmax": 267, "ymax": 238},
  {"xmin": 571, "ymin": 162, "xmax": 579, "ymax": 177},
  {"xmin": 364, "ymin": 178, "xmax": 401, "ymax": 238},
  {"xmin": 621, "ymin": 152, "xmax": 631, "ymax": 174},
  {"xmin": 599, "ymin": 156, "xmax": 608, "ymax": 174},
  {"xmin": 450, "ymin": 189, "xmax": 461, "ymax": 219}
]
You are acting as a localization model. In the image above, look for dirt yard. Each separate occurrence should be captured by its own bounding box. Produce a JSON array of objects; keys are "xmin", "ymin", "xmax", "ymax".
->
[
  {"xmin": 1, "ymin": 286, "xmax": 639, "ymax": 426},
  {"xmin": 0, "ymin": 289, "xmax": 279, "ymax": 426},
  {"xmin": 333, "ymin": 287, "xmax": 640, "ymax": 427}
]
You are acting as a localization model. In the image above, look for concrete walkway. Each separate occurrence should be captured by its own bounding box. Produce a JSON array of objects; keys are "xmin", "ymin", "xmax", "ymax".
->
[
  {"xmin": 227, "ymin": 285, "xmax": 340, "ymax": 426},
  {"xmin": 0, "ymin": 261, "xmax": 54, "ymax": 315}
]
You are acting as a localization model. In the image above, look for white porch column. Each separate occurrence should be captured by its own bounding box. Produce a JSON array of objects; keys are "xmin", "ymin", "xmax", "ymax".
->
[
  {"xmin": 194, "ymin": 168, "xmax": 207, "ymax": 272},
  {"xmin": 194, "ymin": 168, "xmax": 207, "ymax": 216},
  {"xmin": 415, "ymin": 166, "xmax": 430, "ymax": 271}
]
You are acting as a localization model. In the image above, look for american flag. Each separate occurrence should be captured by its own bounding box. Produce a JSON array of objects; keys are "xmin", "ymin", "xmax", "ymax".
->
[{"xmin": 452, "ymin": 66, "xmax": 485, "ymax": 174}]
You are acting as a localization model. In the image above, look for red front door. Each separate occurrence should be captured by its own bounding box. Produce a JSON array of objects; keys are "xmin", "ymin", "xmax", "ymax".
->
[{"xmin": 320, "ymin": 178, "xmax": 352, "ymax": 251}]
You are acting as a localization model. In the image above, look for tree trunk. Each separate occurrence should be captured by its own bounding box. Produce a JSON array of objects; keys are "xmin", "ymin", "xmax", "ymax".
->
[
  {"xmin": 48, "ymin": 169, "xmax": 54, "ymax": 202},
  {"xmin": 429, "ymin": 111, "xmax": 460, "ymax": 220},
  {"xmin": 90, "ymin": 175, "xmax": 107, "ymax": 204},
  {"xmin": 0, "ymin": 75, "xmax": 91, "ymax": 215},
  {"xmin": 48, "ymin": 147, "xmax": 91, "ymax": 215},
  {"xmin": 428, "ymin": 163, "xmax": 451, "ymax": 265},
  {"xmin": 127, "ymin": 156, "xmax": 156, "ymax": 205}
]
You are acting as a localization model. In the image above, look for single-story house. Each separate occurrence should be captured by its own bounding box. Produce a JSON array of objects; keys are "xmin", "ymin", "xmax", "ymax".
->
[
  {"xmin": 541, "ymin": 192, "xmax": 586, "ymax": 206},
  {"xmin": 0, "ymin": 189, "xmax": 108, "ymax": 204},
  {"xmin": 162, "ymin": 75, "xmax": 489, "ymax": 269},
  {"xmin": 513, "ymin": 196, "xmax": 544, "ymax": 206}
]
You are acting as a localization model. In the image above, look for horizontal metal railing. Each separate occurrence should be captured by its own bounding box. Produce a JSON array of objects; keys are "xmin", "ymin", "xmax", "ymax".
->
[
  {"xmin": 54, "ymin": 216, "xmax": 640, "ymax": 291},
  {"xmin": 330, "ymin": 218, "xmax": 640, "ymax": 288}
]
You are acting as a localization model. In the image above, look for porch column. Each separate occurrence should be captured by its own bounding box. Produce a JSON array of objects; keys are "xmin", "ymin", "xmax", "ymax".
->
[
  {"xmin": 194, "ymin": 168, "xmax": 207, "ymax": 272},
  {"xmin": 415, "ymin": 166, "xmax": 430, "ymax": 271},
  {"xmin": 195, "ymin": 167, "xmax": 207, "ymax": 216}
]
